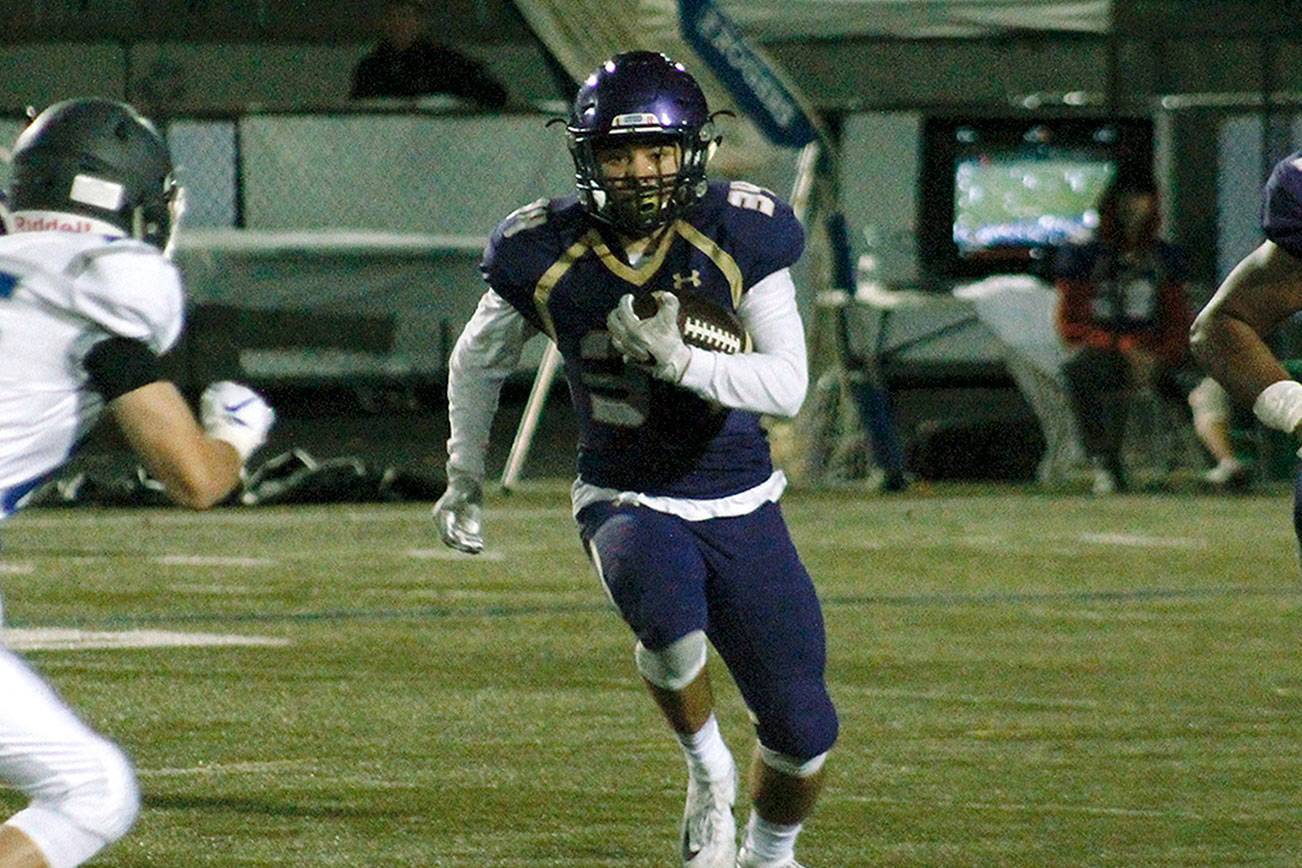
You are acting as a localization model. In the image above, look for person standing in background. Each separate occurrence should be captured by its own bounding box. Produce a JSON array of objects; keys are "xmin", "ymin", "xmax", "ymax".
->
[{"xmin": 350, "ymin": 0, "xmax": 509, "ymax": 108}]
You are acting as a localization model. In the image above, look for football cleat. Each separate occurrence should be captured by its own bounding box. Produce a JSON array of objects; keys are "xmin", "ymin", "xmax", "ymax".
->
[
  {"xmin": 735, "ymin": 849, "xmax": 806, "ymax": 868},
  {"xmin": 681, "ymin": 756, "xmax": 738, "ymax": 867}
]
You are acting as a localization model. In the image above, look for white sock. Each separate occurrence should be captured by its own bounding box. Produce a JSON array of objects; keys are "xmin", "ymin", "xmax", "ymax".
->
[
  {"xmin": 676, "ymin": 714, "xmax": 733, "ymax": 782},
  {"xmin": 742, "ymin": 812, "xmax": 802, "ymax": 863}
]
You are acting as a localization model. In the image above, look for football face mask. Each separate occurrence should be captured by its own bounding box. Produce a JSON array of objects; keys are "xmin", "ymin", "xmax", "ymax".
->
[{"xmin": 593, "ymin": 137, "xmax": 683, "ymax": 235}]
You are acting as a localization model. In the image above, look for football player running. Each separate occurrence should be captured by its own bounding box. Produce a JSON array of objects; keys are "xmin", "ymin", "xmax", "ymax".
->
[
  {"xmin": 0, "ymin": 99, "xmax": 274, "ymax": 868},
  {"xmin": 1191, "ymin": 150, "xmax": 1302, "ymax": 560},
  {"xmin": 433, "ymin": 52, "xmax": 837, "ymax": 868}
]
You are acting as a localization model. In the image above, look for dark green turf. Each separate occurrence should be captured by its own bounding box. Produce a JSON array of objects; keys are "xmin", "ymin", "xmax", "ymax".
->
[{"xmin": 1, "ymin": 484, "xmax": 1299, "ymax": 865}]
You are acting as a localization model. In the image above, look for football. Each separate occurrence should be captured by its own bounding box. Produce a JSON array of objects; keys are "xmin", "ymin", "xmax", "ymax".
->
[{"xmin": 631, "ymin": 291, "xmax": 746, "ymax": 354}]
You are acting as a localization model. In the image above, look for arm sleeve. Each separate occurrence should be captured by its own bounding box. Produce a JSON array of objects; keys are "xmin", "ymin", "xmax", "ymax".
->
[
  {"xmin": 445, "ymin": 289, "xmax": 536, "ymax": 478},
  {"xmin": 677, "ymin": 268, "xmax": 808, "ymax": 417},
  {"xmin": 83, "ymin": 336, "xmax": 164, "ymax": 401},
  {"xmin": 1149, "ymin": 278, "xmax": 1194, "ymax": 362}
]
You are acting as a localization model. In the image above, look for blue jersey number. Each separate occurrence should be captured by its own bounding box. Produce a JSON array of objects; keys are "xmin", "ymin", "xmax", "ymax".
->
[{"xmin": 0, "ymin": 271, "xmax": 17, "ymax": 298}]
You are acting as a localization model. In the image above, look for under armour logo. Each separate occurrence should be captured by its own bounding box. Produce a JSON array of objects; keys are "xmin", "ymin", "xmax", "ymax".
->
[{"xmin": 672, "ymin": 270, "xmax": 702, "ymax": 290}]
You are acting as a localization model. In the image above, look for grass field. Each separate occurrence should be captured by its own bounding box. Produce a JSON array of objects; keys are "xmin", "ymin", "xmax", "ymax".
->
[{"xmin": 1, "ymin": 483, "xmax": 1301, "ymax": 866}]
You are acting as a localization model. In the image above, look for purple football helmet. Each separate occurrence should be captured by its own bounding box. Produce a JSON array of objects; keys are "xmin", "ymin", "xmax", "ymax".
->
[{"xmin": 566, "ymin": 51, "xmax": 719, "ymax": 235}]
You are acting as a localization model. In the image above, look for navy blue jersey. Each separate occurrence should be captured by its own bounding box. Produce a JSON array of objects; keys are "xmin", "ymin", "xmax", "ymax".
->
[
  {"xmin": 1262, "ymin": 151, "xmax": 1302, "ymax": 259},
  {"xmin": 482, "ymin": 180, "xmax": 804, "ymax": 498}
]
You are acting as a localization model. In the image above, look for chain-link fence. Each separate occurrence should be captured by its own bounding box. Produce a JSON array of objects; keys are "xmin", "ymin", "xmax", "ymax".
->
[
  {"xmin": 2, "ymin": 107, "xmax": 575, "ymax": 231},
  {"xmin": 1, "ymin": 109, "xmax": 575, "ymax": 385}
]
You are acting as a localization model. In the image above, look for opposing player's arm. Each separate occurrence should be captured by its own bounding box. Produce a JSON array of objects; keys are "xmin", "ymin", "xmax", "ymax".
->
[
  {"xmin": 86, "ymin": 338, "xmax": 273, "ymax": 509},
  {"xmin": 1191, "ymin": 240, "xmax": 1302, "ymax": 411},
  {"xmin": 110, "ymin": 382, "xmax": 244, "ymax": 508},
  {"xmin": 677, "ymin": 268, "xmax": 807, "ymax": 417}
]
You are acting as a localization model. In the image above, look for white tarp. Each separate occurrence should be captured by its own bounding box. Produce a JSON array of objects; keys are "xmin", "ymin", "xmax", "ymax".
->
[
  {"xmin": 509, "ymin": 0, "xmax": 1110, "ymax": 171},
  {"xmin": 720, "ymin": 1, "xmax": 1109, "ymax": 41}
]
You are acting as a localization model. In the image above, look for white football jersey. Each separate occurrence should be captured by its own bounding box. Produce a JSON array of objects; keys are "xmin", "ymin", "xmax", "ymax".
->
[{"xmin": 0, "ymin": 229, "xmax": 184, "ymax": 517}]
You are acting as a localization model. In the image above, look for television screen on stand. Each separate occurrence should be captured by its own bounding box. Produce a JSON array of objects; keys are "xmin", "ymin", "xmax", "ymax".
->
[{"xmin": 917, "ymin": 115, "xmax": 1154, "ymax": 286}]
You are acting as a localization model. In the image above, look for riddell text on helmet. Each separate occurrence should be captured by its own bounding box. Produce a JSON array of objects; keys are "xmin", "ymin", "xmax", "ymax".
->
[{"xmin": 11, "ymin": 212, "xmax": 103, "ymax": 233}]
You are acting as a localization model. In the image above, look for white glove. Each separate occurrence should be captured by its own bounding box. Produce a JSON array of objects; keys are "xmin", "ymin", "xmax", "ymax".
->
[
  {"xmin": 199, "ymin": 381, "xmax": 275, "ymax": 462},
  {"xmin": 606, "ymin": 292, "xmax": 691, "ymax": 382},
  {"xmin": 432, "ymin": 469, "xmax": 484, "ymax": 554}
]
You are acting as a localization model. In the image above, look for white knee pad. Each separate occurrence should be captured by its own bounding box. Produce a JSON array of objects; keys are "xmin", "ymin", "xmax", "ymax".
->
[
  {"xmin": 7, "ymin": 737, "xmax": 140, "ymax": 868},
  {"xmin": 758, "ymin": 742, "xmax": 828, "ymax": 779},
  {"xmin": 635, "ymin": 630, "xmax": 708, "ymax": 691}
]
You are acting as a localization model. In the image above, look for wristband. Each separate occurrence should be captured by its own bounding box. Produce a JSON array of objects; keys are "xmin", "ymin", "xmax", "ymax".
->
[
  {"xmin": 1252, "ymin": 380, "xmax": 1302, "ymax": 434},
  {"xmin": 206, "ymin": 421, "xmax": 263, "ymax": 463}
]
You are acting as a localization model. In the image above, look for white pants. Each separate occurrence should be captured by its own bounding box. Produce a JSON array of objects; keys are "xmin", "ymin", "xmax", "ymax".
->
[{"xmin": 0, "ymin": 644, "xmax": 139, "ymax": 868}]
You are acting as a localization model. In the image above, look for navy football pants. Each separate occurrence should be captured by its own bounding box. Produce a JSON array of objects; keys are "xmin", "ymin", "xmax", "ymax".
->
[{"xmin": 578, "ymin": 500, "xmax": 839, "ymax": 761}]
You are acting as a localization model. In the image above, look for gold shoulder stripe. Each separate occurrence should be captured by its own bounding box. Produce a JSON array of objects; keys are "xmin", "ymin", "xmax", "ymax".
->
[
  {"xmin": 591, "ymin": 224, "xmax": 681, "ymax": 285},
  {"xmin": 675, "ymin": 220, "xmax": 743, "ymax": 308},
  {"xmin": 532, "ymin": 231, "xmax": 598, "ymax": 341}
]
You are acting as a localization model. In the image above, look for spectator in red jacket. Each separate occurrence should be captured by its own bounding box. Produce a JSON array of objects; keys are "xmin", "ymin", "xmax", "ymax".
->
[{"xmin": 1055, "ymin": 172, "xmax": 1244, "ymax": 493}]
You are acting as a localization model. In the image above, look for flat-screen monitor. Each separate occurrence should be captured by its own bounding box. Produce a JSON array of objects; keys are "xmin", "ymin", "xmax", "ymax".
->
[{"xmin": 917, "ymin": 115, "xmax": 1154, "ymax": 284}]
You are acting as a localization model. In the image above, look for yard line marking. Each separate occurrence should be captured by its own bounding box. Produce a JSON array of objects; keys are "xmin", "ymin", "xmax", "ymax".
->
[
  {"xmin": 8, "ymin": 601, "xmax": 615, "ymax": 630},
  {"xmin": 821, "ymin": 584, "xmax": 1301, "ymax": 608},
  {"xmin": 405, "ymin": 548, "xmax": 506, "ymax": 561},
  {"xmin": 806, "ymin": 533, "xmax": 1210, "ymax": 552},
  {"xmin": 2, "ymin": 627, "xmax": 290, "ymax": 651},
  {"xmin": 0, "ymin": 562, "xmax": 34, "ymax": 574},
  {"xmin": 1078, "ymin": 532, "xmax": 1206, "ymax": 549},
  {"xmin": 958, "ymin": 535, "xmax": 1004, "ymax": 546},
  {"xmin": 842, "ymin": 794, "xmax": 1268, "ymax": 823},
  {"xmin": 168, "ymin": 583, "xmax": 263, "ymax": 595},
  {"xmin": 854, "ymin": 686, "xmax": 1102, "ymax": 710},
  {"xmin": 803, "ymin": 540, "xmax": 886, "ymax": 550},
  {"xmin": 139, "ymin": 758, "xmax": 318, "ymax": 778},
  {"xmin": 154, "ymin": 555, "xmax": 276, "ymax": 567},
  {"xmin": 10, "ymin": 505, "xmax": 567, "ymax": 527},
  {"xmin": 7, "ymin": 584, "xmax": 1297, "ymax": 635}
]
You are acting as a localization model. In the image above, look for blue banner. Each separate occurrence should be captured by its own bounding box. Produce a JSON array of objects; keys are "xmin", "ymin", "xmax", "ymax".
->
[{"xmin": 678, "ymin": 0, "xmax": 818, "ymax": 148}]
